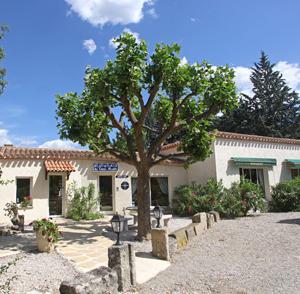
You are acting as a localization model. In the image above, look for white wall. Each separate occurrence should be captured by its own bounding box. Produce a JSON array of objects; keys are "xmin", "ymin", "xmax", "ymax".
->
[
  {"xmin": 0, "ymin": 158, "xmax": 188, "ymax": 224},
  {"xmin": 214, "ymin": 139, "xmax": 300, "ymax": 199}
]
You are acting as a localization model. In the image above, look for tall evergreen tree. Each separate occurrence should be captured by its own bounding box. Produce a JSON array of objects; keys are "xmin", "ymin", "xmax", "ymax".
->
[
  {"xmin": 0, "ymin": 25, "xmax": 8, "ymax": 95},
  {"xmin": 217, "ymin": 52, "xmax": 300, "ymax": 138}
]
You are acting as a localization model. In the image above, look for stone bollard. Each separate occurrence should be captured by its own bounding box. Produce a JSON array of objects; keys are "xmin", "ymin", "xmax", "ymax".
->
[
  {"xmin": 59, "ymin": 266, "xmax": 118, "ymax": 294},
  {"xmin": 209, "ymin": 211, "xmax": 220, "ymax": 223},
  {"xmin": 108, "ymin": 243, "xmax": 136, "ymax": 292},
  {"xmin": 185, "ymin": 223, "xmax": 197, "ymax": 240},
  {"xmin": 151, "ymin": 228, "xmax": 170, "ymax": 261},
  {"xmin": 192, "ymin": 212, "xmax": 208, "ymax": 231},
  {"xmin": 206, "ymin": 213, "xmax": 215, "ymax": 229}
]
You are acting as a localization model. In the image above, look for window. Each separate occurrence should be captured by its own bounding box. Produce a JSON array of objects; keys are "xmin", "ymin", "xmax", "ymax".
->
[
  {"xmin": 239, "ymin": 168, "xmax": 265, "ymax": 191},
  {"xmin": 291, "ymin": 169, "xmax": 300, "ymax": 179},
  {"xmin": 130, "ymin": 177, "xmax": 169, "ymax": 206},
  {"xmin": 16, "ymin": 178, "xmax": 30, "ymax": 204},
  {"xmin": 150, "ymin": 177, "xmax": 169, "ymax": 206}
]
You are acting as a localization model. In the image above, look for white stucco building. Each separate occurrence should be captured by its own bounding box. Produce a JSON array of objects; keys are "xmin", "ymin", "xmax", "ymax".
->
[{"xmin": 1, "ymin": 131, "xmax": 300, "ymax": 224}]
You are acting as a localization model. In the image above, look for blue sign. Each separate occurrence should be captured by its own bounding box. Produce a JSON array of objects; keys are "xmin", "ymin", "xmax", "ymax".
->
[{"xmin": 93, "ymin": 163, "xmax": 118, "ymax": 172}]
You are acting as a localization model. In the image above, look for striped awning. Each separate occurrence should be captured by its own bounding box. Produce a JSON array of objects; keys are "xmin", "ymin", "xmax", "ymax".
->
[
  {"xmin": 231, "ymin": 157, "xmax": 277, "ymax": 167},
  {"xmin": 286, "ymin": 159, "xmax": 300, "ymax": 169}
]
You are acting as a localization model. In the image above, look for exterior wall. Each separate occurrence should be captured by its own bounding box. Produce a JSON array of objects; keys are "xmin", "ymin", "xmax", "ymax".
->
[
  {"xmin": 0, "ymin": 158, "xmax": 187, "ymax": 224},
  {"xmin": 214, "ymin": 139, "xmax": 300, "ymax": 199},
  {"xmin": 187, "ymin": 145, "xmax": 217, "ymax": 185}
]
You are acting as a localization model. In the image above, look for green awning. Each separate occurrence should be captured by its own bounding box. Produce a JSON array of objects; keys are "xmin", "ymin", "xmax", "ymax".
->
[
  {"xmin": 286, "ymin": 159, "xmax": 300, "ymax": 169},
  {"xmin": 231, "ymin": 157, "xmax": 277, "ymax": 167}
]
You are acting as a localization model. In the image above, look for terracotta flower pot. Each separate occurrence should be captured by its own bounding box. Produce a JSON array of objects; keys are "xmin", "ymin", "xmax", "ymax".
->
[{"xmin": 36, "ymin": 229, "xmax": 54, "ymax": 252}]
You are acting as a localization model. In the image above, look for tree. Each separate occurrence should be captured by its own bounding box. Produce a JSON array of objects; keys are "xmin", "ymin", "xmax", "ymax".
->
[
  {"xmin": 56, "ymin": 33, "xmax": 237, "ymax": 239},
  {"xmin": 216, "ymin": 52, "xmax": 300, "ymax": 138},
  {"xmin": 0, "ymin": 25, "xmax": 8, "ymax": 95}
]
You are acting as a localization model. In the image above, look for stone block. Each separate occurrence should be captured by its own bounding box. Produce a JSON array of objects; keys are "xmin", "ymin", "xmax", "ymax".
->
[
  {"xmin": 151, "ymin": 228, "xmax": 170, "ymax": 261},
  {"xmin": 168, "ymin": 235, "xmax": 177, "ymax": 257},
  {"xmin": 209, "ymin": 211, "xmax": 220, "ymax": 223},
  {"xmin": 108, "ymin": 244, "xmax": 135, "ymax": 292},
  {"xmin": 193, "ymin": 222, "xmax": 206, "ymax": 235},
  {"xmin": 59, "ymin": 266, "xmax": 118, "ymax": 294},
  {"xmin": 192, "ymin": 212, "xmax": 207, "ymax": 228},
  {"xmin": 185, "ymin": 223, "xmax": 196, "ymax": 240},
  {"xmin": 170, "ymin": 228, "xmax": 188, "ymax": 249},
  {"xmin": 207, "ymin": 213, "xmax": 215, "ymax": 229}
]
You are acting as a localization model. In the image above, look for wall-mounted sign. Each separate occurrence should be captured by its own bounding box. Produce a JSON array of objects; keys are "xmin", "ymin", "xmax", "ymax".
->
[
  {"xmin": 93, "ymin": 163, "xmax": 118, "ymax": 172},
  {"xmin": 121, "ymin": 181, "xmax": 129, "ymax": 190},
  {"xmin": 116, "ymin": 175, "xmax": 129, "ymax": 179}
]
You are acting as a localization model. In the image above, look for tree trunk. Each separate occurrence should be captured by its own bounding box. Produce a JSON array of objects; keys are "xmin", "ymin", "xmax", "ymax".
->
[{"xmin": 136, "ymin": 165, "xmax": 151, "ymax": 240}]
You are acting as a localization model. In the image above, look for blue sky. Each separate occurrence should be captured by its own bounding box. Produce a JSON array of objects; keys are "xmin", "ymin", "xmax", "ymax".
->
[{"xmin": 1, "ymin": 0, "xmax": 300, "ymax": 148}]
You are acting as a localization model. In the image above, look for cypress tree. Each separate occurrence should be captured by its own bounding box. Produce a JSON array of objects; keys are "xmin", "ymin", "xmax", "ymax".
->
[{"xmin": 217, "ymin": 52, "xmax": 300, "ymax": 138}]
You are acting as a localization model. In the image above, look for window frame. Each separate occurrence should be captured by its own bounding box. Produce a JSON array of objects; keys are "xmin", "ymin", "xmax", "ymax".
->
[
  {"xmin": 291, "ymin": 169, "xmax": 300, "ymax": 179},
  {"xmin": 239, "ymin": 167, "xmax": 265, "ymax": 192},
  {"xmin": 16, "ymin": 177, "xmax": 32, "ymax": 204}
]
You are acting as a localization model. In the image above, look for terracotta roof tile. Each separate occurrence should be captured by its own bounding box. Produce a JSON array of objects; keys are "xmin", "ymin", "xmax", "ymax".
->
[
  {"xmin": 161, "ymin": 131, "xmax": 300, "ymax": 151},
  {"xmin": 0, "ymin": 146, "xmax": 116, "ymax": 161},
  {"xmin": 44, "ymin": 160, "xmax": 76, "ymax": 172}
]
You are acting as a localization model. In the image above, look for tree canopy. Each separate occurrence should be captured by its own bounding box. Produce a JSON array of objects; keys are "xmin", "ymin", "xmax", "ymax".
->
[
  {"xmin": 0, "ymin": 25, "xmax": 8, "ymax": 95},
  {"xmin": 56, "ymin": 33, "xmax": 237, "ymax": 239},
  {"xmin": 216, "ymin": 52, "xmax": 300, "ymax": 138}
]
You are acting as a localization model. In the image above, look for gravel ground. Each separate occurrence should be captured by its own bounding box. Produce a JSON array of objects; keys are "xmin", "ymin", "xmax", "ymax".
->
[
  {"xmin": 0, "ymin": 250, "xmax": 78, "ymax": 294},
  {"xmin": 139, "ymin": 212, "xmax": 300, "ymax": 294}
]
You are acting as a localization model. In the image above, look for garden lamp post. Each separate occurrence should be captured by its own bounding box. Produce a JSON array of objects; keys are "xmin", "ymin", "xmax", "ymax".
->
[
  {"xmin": 110, "ymin": 213, "xmax": 124, "ymax": 245},
  {"xmin": 153, "ymin": 204, "xmax": 163, "ymax": 228}
]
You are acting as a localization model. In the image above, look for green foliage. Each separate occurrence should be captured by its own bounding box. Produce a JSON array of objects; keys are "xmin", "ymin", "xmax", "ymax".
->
[
  {"xmin": 216, "ymin": 51, "xmax": 300, "ymax": 138},
  {"xmin": 174, "ymin": 179, "xmax": 266, "ymax": 218},
  {"xmin": 0, "ymin": 25, "xmax": 8, "ymax": 95},
  {"xmin": 31, "ymin": 218, "xmax": 60, "ymax": 243},
  {"xmin": 67, "ymin": 183, "xmax": 103, "ymax": 221},
  {"xmin": 269, "ymin": 177, "xmax": 300, "ymax": 212},
  {"xmin": 56, "ymin": 32, "xmax": 237, "ymax": 165}
]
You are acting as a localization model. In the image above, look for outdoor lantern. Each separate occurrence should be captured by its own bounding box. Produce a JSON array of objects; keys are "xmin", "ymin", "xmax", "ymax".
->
[
  {"xmin": 110, "ymin": 213, "xmax": 124, "ymax": 245},
  {"xmin": 153, "ymin": 204, "xmax": 163, "ymax": 228}
]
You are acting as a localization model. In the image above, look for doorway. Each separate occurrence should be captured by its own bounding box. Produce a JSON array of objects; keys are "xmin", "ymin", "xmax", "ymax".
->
[
  {"xmin": 99, "ymin": 176, "xmax": 113, "ymax": 210},
  {"xmin": 49, "ymin": 175, "xmax": 63, "ymax": 215}
]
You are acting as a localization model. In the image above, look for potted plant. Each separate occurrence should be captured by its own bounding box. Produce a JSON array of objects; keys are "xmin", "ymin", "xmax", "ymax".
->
[
  {"xmin": 20, "ymin": 195, "xmax": 33, "ymax": 209},
  {"xmin": 31, "ymin": 218, "xmax": 60, "ymax": 252},
  {"xmin": 4, "ymin": 202, "xmax": 24, "ymax": 231}
]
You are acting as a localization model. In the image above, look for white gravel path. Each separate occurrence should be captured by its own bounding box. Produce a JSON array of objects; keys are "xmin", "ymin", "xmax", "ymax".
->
[
  {"xmin": 139, "ymin": 212, "xmax": 300, "ymax": 294},
  {"xmin": 0, "ymin": 251, "xmax": 78, "ymax": 294}
]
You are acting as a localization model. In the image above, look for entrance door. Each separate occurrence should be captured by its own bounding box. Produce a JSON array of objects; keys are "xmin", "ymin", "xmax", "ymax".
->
[
  {"xmin": 99, "ymin": 176, "xmax": 113, "ymax": 210},
  {"xmin": 49, "ymin": 175, "xmax": 63, "ymax": 215}
]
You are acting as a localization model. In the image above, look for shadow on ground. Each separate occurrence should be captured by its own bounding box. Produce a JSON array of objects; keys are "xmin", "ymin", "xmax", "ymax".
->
[{"xmin": 278, "ymin": 218, "xmax": 300, "ymax": 225}]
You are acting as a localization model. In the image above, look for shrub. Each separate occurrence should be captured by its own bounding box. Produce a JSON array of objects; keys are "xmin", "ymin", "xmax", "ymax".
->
[
  {"xmin": 67, "ymin": 183, "xmax": 104, "ymax": 221},
  {"xmin": 174, "ymin": 178, "xmax": 266, "ymax": 218},
  {"xmin": 269, "ymin": 177, "xmax": 300, "ymax": 212}
]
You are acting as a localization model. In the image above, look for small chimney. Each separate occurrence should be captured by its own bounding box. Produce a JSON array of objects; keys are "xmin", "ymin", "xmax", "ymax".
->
[{"xmin": 4, "ymin": 144, "xmax": 13, "ymax": 147}]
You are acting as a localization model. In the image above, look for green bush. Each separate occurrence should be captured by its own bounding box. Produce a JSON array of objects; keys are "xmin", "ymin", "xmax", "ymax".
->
[
  {"xmin": 174, "ymin": 178, "xmax": 266, "ymax": 218},
  {"xmin": 67, "ymin": 183, "xmax": 104, "ymax": 221},
  {"xmin": 269, "ymin": 177, "xmax": 300, "ymax": 212}
]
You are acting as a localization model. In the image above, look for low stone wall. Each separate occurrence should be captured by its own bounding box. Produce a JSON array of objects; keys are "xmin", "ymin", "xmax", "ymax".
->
[
  {"xmin": 60, "ymin": 243, "xmax": 136, "ymax": 294},
  {"xmin": 152, "ymin": 211, "xmax": 220, "ymax": 260}
]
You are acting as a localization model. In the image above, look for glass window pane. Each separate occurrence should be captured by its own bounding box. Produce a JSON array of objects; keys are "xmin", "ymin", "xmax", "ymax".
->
[
  {"xmin": 243, "ymin": 169, "xmax": 251, "ymax": 181},
  {"xmin": 131, "ymin": 177, "xmax": 137, "ymax": 206},
  {"xmin": 257, "ymin": 169, "xmax": 265, "ymax": 192},
  {"xmin": 291, "ymin": 169, "xmax": 299, "ymax": 179},
  {"xmin": 150, "ymin": 177, "xmax": 169, "ymax": 206},
  {"xmin": 250, "ymin": 169, "xmax": 258, "ymax": 184},
  {"xmin": 16, "ymin": 178, "xmax": 30, "ymax": 204}
]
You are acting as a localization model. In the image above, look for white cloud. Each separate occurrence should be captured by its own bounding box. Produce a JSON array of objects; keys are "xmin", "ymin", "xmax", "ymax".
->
[
  {"xmin": 109, "ymin": 28, "xmax": 140, "ymax": 48},
  {"xmin": 234, "ymin": 61, "xmax": 300, "ymax": 96},
  {"xmin": 0, "ymin": 129, "xmax": 12, "ymax": 146},
  {"xmin": 146, "ymin": 7, "xmax": 158, "ymax": 18},
  {"xmin": 39, "ymin": 139, "xmax": 80, "ymax": 150},
  {"xmin": 19, "ymin": 139, "xmax": 38, "ymax": 146},
  {"xmin": 274, "ymin": 61, "xmax": 300, "ymax": 90},
  {"xmin": 83, "ymin": 39, "xmax": 97, "ymax": 55},
  {"xmin": 65, "ymin": 0, "xmax": 152, "ymax": 27},
  {"xmin": 190, "ymin": 17, "xmax": 199, "ymax": 22},
  {"xmin": 179, "ymin": 56, "xmax": 188, "ymax": 66}
]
